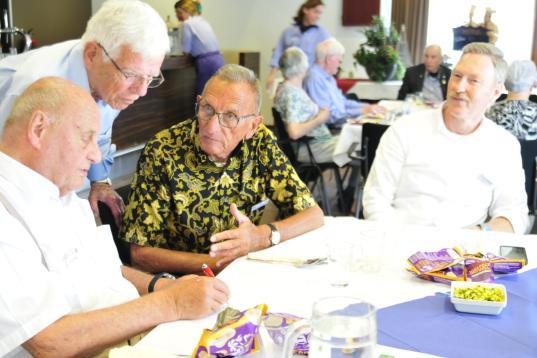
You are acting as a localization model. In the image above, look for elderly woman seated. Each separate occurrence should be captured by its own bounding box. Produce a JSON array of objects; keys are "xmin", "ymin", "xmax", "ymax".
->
[
  {"xmin": 486, "ymin": 60, "xmax": 537, "ymax": 140},
  {"xmin": 273, "ymin": 46, "xmax": 339, "ymax": 163}
]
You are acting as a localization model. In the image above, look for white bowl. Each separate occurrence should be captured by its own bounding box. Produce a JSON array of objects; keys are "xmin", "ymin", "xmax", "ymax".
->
[{"xmin": 450, "ymin": 281, "xmax": 507, "ymax": 315}]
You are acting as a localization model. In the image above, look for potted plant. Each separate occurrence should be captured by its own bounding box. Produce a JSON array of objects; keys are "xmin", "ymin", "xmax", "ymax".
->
[{"xmin": 354, "ymin": 16, "xmax": 404, "ymax": 82}]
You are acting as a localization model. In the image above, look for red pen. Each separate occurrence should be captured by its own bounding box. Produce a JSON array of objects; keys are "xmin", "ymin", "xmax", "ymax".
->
[{"xmin": 201, "ymin": 263, "xmax": 215, "ymax": 277}]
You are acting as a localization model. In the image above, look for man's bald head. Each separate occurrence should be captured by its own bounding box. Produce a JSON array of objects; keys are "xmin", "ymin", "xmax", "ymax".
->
[
  {"xmin": 3, "ymin": 77, "xmax": 97, "ymax": 134},
  {"xmin": 423, "ymin": 45, "xmax": 443, "ymax": 74},
  {"xmin": 0, "ymin": 77, "xmax": 101, "ymax": 196}
]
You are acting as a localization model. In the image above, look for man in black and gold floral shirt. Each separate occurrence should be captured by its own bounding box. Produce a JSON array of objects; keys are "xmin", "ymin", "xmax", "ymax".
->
[{"xmin": 120, "ymin": 64, "xmax": 324, "ymax": 275}]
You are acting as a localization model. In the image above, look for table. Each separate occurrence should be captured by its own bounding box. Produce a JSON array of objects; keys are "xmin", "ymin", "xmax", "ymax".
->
[
  {"xmin": 135, "ymin": 217, "xmax": 537, "ymax": 357},
  {"xmin": 347, "ymin": 80, "xmax": 402, "ymax": 101}
]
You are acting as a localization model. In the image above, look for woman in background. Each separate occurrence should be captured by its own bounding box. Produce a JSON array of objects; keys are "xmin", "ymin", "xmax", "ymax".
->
[
  {"xmin": 266, "ymin": 0, "xmax": 330, "ymax": 91},
  {"xmin": 273, "ymin": 47, "xmax": 337, "ymax": 163},
  {"xmin": 486, "ymin": 60, "xmax": 537, "ymax": 140},
  {"xmin": 175, "ymin": 0, "xmax": 224, "ymax": 94}
]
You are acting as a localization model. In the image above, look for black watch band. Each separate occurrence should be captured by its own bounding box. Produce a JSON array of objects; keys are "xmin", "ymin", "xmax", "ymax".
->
[{"xmin": 148, "ymin": 272, "xmax": 176, "ymax": 293}]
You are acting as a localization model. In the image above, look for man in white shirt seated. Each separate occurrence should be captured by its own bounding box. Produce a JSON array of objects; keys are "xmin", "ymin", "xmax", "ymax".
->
[
  {"xmin": 363, "ymin": 43, "xmax": 528, "ymax": 234},
  {"xmin": 0, "ymin": 77, "xmax": 229, "ymax": 357}
]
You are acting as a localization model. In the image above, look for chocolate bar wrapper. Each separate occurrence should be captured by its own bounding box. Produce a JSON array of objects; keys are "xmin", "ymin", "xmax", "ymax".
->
[
  {"xmin": 262, "ymin": 312, "xmax": 309, "ymax": 355},
  {"xmin": 192, "ymin": 304, "xmax": 268, "ymax": 357}
]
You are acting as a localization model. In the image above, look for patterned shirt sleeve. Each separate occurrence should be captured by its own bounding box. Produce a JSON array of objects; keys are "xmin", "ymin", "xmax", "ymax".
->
[{"xmin": 120, "ymin": 138, "xmax": 172, "ymax": 248}]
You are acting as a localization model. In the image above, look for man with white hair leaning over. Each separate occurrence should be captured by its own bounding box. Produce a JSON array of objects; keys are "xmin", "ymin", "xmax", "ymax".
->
[
  {"xmin": 0, "ymin": 0, "xmax": 169, "ymax": 226},
  {"xmin": 363, "ymin": 43, "xmax": 528, "ymax": 233}
]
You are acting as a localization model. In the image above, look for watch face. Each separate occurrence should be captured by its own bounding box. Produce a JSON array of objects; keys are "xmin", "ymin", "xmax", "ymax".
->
[{"xmin": 271, "ymin": 230, "xmax": 281, "ymax": 245}]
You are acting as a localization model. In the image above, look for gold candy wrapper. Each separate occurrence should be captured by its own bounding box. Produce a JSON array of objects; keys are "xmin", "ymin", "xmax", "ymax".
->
[{"xmin": 191, "ymin": 304, "xmax": 268, "ymax": 357}]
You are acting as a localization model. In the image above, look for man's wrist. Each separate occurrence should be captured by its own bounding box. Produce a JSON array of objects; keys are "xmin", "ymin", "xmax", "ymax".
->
[{"xmin": 91, "ymin": 177, "xmax": 112, "ymax": 186}]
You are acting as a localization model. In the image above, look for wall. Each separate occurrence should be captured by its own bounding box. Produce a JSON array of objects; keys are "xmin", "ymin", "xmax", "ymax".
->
[
  {"xmin": 13, "ymin": 0, "xmax": 91, "ymax": 47},
  {"xmin": 130, "ymin": 0, "xmax": 392, "ymax": 123}
]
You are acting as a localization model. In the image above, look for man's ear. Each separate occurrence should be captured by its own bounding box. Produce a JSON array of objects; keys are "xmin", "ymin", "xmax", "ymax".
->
[
  {"xmin": 491, "ymin": 82, "xmax": 503, "ymax": 104},
  {"xmin": 244, "ymin": 115, "xmax": 263, "ymax": 140},
  {"xmin": 83, "ymin": 41, "xmax": 99, "ymax": 70},
  {"xmin": 27, "ymin": 110, "xmax": 51, "ymax": 149}
]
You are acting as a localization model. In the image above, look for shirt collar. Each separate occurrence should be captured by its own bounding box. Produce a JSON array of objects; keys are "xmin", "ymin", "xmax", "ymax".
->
[
  {"xmin": 65, "ymin": 40, "xmax": 91, "ymax": 93},
  {"xmin": 0, "ymin": 151, "xmax": 60, "ymax": 202},
  {"xmin": 311, "ymin": 63, "xmax": 332, "ymax": 80},
  {"xmin": 295, "ymin": 21, "xmax": 318, "ymax": 33}
]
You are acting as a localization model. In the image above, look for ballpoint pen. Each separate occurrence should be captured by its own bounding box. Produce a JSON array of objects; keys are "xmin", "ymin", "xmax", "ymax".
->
[{"xmin": 201, "ymin": 263, "xmax": 215, "ymax": 277}]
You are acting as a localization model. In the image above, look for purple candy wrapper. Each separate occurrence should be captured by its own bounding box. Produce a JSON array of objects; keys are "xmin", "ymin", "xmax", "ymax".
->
[{"xmin": 262, "ymin": 313, "xmax": 309, "ymax": 355}]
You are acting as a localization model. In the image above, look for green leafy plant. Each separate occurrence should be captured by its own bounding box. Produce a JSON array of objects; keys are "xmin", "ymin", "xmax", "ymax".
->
[{"xmin": 354, "ymin": 16, "xmax": 404, "ymax": 82}]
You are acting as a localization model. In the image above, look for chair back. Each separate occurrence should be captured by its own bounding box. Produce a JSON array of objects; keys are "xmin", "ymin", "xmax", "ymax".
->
[
  {"xmin": 518, "ymin": 139, "xmax": 537, "ymax": 212},
  {"xmin": 361, "ymin": 122, "xmax": 390, "ymax": 178},
  {"xmin": 271, "ymin": 107, "xmax": 299, "ymax": 164},
  {"xmin": 98, "ymin": 185, "xmax": 132, "ymax": 265}
]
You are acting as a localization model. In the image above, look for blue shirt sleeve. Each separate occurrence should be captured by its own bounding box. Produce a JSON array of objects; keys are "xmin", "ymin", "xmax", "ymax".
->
[{"xmin": 182, "ymin": 23, "xmax": 193, "ymax": 54}]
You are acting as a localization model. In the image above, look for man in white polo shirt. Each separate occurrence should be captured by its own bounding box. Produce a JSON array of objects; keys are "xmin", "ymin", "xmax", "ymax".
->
[
  {"xmin": 363, "ymin": 43, "xmax": 528, "ymax": 233},
  {"xmin": 0, "ymin": 77, "xmax": 229, "ymax": 357}
]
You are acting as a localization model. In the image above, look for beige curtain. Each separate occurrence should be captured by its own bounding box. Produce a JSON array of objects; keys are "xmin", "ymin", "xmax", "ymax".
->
[{"xmin": 392, "ymin": 0, "xmax": 429, "ymax": 66}]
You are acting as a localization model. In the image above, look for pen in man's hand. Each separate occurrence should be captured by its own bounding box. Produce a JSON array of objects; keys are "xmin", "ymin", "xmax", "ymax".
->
[{"xmin": 201, "ymin": 263, "xmax": 215, "ymax": 277}]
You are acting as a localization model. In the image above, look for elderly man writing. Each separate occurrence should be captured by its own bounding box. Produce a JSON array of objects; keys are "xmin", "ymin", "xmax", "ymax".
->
[
  {"xmin": 397, "ymin": 44, "xmax": 451, "ymax": 102},
  {"xmin": 304, "ymin": 38, "xmax": 384, "ymax": 125},
  {"xmin": 363, "ymin": 43, "xmax": 528, "ymax": 233},
  {"xmin": 120, "ymin": 64, "xmax": 324, "ymax": 274},
  {"xmin": 0, "ymin": 0, "xmax": 169, "ymax": 226},
  {"xmin": 0, "ymin": 77, "xmax": 229, "ymax": 357}
]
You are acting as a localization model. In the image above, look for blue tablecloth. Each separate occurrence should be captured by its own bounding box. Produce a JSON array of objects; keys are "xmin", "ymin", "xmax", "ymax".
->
[{"xmin": 377, "ymin": 268, "xmax": 537, "ymax": 357}]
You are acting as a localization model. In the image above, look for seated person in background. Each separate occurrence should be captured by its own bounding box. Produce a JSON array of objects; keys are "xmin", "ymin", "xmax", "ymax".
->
[
  {"xmin": 273, "ymin": 47, "xmax": 338, "ymax": 163},
  {"xmin": 120, "ymin": 64, "xmax": 324, "ymax": 275},
  {"xmin": 304, "ymin": 38, "xmax": 384, "ymax": 126},
  {"xmin": 363, "ymin": 43, "xmax": 528, "ymax": 234},
  {"xmin": 486, "ymin": 60, "xmax": 537, "ymax": 140},
  {"xmin": 0, "ymin": 77, "xmax": 229, "ymax": 357},
  {"xmin": 175, "ymin": 0, "xmax": 225, "ymax": 95},
  {"xmin": 397, "ymin": 44, "xmax": 451, "ymax": 102}
]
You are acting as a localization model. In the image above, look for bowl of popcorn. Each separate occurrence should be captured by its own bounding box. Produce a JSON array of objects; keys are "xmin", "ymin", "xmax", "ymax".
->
[{"xmin": 450, "ymin": 281, "xmax": 507, "ymax": 315}]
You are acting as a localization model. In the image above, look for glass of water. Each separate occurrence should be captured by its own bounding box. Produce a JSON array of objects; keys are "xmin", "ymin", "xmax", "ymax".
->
[
  {"xmin": 283, "ymin": 297, "xmax": 377, "ymax": 358},
  {"xmin": 327, "ymin": 240, "xmax": 354, "ymax": 287}
]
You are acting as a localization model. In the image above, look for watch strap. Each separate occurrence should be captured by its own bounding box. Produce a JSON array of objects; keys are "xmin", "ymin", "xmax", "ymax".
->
[{"xmin": 148, "ymin": 272, "xmax": 176, "ymax": 293}]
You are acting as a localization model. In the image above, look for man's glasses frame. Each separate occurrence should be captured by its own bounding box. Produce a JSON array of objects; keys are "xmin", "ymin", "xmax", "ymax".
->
[
  {"xmin": 195, "ymin": 101, "xmax": 257, "ymax": 129},
  {"xmin": 98, "ymin": 43, "xmax": 164, "ymax": 88}
]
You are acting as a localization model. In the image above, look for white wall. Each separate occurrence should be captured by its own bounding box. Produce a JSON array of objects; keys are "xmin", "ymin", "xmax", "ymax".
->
[{"xmin": 139, "ymin": 0, "xmax": 393, "ymax": 122}]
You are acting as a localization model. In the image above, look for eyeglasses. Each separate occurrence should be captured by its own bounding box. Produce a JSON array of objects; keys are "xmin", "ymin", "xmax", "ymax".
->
[
  {"xmin": 98, "ymin": 43, "xmax": 164, "ymax": 88},
  {"xmin": 196, "ymin": 101, "xmax": 256, "ymax": 129}
]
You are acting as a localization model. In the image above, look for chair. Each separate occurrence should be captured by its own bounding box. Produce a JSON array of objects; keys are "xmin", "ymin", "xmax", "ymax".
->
[
  {"xmin": 518, "ymin": 139, "xmax": 537, "ymax": 214},
  {"xmin": 271, "ymin": 107, "xmax": 346, "ymax": 215},
  {"xmin": 98, "ymin": 185, "xmax": 132, "ymax": 265},
  {"xmin": 347, "ymin": 122, "xmax": 390, "ymax": 218}
]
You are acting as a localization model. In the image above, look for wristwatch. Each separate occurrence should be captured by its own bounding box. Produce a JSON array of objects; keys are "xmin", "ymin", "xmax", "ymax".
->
[
  {"xmin": 267, "ymin": 223, "xmax": 281, "ymax": 246},
  {"xmin": 91, "ymin": 177, "xmax": 112, "ymax": 186},
  {"xmin": 148, "ymin": 272, "xmax": 176, "ymax": 293}
]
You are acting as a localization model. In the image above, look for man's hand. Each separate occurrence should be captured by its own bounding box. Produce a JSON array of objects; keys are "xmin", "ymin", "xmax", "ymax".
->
[
  {"xmin": 88, "ymin": 182, "xmax": 125, "ymax": 227},
  {"xmin": 362, "ymin": 104, "xmax": 387, "ymax": 116},
  {"xmin": 209, "ymin": 204, "xmax": 270, "ymax": 267},
  {"xmin": 164, "ymin": 275, "xmax": 230, "ymax": 320}
]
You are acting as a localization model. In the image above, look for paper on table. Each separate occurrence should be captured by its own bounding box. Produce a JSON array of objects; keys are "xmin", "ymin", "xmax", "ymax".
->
[{"xmin": 246, "ymin": 235, "xmax": 327, "ymax": 267}]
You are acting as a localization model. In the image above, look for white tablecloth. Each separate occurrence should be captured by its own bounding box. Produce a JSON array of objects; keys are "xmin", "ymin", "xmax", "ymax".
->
[
  {"xmin": 135, "ymin": 217, "xmax": 537, "ymax": 357},
  {"xmin": 347, "ymin": 80, "xmax": 402, "ymax": 100}
]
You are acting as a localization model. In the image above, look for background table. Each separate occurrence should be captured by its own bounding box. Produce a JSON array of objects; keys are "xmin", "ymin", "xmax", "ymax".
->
[
  {"xmin": 135, "ymin": 217, "xmax": 537, "ymax": 357},
  {"xmin": 347, "ymin": 80, "xmax": 402, "ymax": 101}
]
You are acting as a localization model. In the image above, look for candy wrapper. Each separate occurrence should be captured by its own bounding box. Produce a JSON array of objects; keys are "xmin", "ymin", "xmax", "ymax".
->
[
  {"xmin": 262, "ymin": 313, "xmax": 309, "ymax": 355},
  {"xmin": 407, "ymin": 247, "xmax": 525, "ymax": 284},
  {"xmin": 191, "ymin": 304, "xmax": 267, "ymax": 357}
]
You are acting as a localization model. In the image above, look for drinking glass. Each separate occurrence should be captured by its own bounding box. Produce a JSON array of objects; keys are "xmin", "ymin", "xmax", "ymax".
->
[{"xmin": 282, "ymin": 297, "xmax": 377, "ymax": 358}]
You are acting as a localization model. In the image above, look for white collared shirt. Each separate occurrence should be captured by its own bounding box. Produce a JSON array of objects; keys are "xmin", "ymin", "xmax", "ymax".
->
[
  {"xmin": 363, "ymin": 107, "xmax": 528, "ymax": 233},
  {"xmin": 0, "ymin": 152, "xmax": 138, "ymax": 357}
]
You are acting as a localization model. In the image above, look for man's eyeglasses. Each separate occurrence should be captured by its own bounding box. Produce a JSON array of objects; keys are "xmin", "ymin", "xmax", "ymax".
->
[
  {"xmin": 98, "ymin": 43, "xmax": 164, "ymax": 88},
  {"xmin": 196, "ymin": 101, "xmax": 256, "ymax": 129}
]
